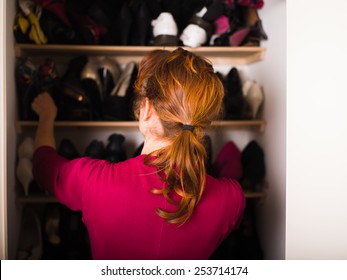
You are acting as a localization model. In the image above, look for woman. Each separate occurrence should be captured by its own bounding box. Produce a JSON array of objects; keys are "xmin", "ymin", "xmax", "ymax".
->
[{"xmin": 32, "ymin": 48, "xmax": 245, "ymax": 259}]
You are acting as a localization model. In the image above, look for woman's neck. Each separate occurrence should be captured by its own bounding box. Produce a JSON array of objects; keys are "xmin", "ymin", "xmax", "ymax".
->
[{"xmin": 141, "ymin": 135, "xmax": 170, "ymax": 155}]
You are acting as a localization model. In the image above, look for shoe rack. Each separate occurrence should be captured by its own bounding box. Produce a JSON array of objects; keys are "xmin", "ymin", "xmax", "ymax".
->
[{"xmin": 14, "ymin": 43, "xmax": 267, "ymax": 205}]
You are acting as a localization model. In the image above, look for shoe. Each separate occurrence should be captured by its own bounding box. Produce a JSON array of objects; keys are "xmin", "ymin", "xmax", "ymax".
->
[
  {"xmin": 181, "ymin": 1, "xmax": 223, "ymax": 48},
  {"xmin": 240, "ymin": 140, "xmax": 266, "ymax": 191},
  {"xmin": 213, "ymin": 141, "xmax": 243, "ymax": 180},
  {"xmin": 59, "ymin": 56, "xmax": 93, "ymax": 120},
  {"xmin": 129, "ymin": 1, "xmax": 151, "ymax": 46},
  {"xmin": 44, "ymin": 204, "xmax": 61, "ymax": 246},
  {"xmin": 103, "ymin": 62, "xmax": 138, "ymax": 120},
  {"xmin": 223, "ymin": 67, "xmax": 244, "ymax": 120},
  {"xmin": 85, "ymin": 139, "xmax": 105, "ymax": 159},
  {"xmin": 38, "ymin": 58, "xmax": 60, "ymax": 91},
  {"xmin": 16, "ymin": 158, "xmax": 34, "ymax": 196},
  {"xmin": 105, "ymin": 133, "xmax": 126, "ymax": 163},
  {"xmin": 18, "ymin": 137, "xmax": 35, "ymax": 159},
  {"xmin": 58, "ymin": 139, "xmax": 80, "ymax": 160},
  {"xmin": 180, "ymin": 7, "xmax": 211, "ymax": 48},
  {"xmin": 152, "ymin": 12, "xmax": 178, "ymax": 46},
  {"xmin": 67, "ymin": 7, "xmax": 107, "ymax": 45},
  {"xmin": 18, "ymin": 0, "xmax": 47, "ymax": 44},
  {"xmin": 17, "ymin": 206, "xmax": 43, "ymax": 259},
  {"xmin": 80, "ymin": 57, "xmax": 103, "ymax": 120},
  {"xmin": 15, "ymin": 57, "xmax": 40, "ymax": 120},
  {"xmin": 97, "ymin": 57, "xmax": 122, "ymax": 98},
  {"xmin": 243, "ymin": 80, "xmax": 264, "ymax": 119},
  {"xmin": 105, "ymin": 1, "xmax": 133, "ymax": 45},
  {"xmin": 241, "ymin": 6, "xmax": 268, "ymax": 44}
]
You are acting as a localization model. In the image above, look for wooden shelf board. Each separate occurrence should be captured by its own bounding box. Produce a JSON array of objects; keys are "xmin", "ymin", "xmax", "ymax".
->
[
  {"xmin": 16, "ymin": 191, "xmax": 265, "ymax": 204},
  {"xmin": 15, "ymin": 44, "xmax": 266, "ymax": 65},
  {"xmin": 15, "ymin": 120, "xmax": 266, "ymax": 133}
]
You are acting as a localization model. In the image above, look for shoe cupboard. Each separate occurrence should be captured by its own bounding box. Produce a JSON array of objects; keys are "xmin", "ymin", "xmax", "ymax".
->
[{"xmin": 4, "ymin": 0, "xmax": 287, "ymax": 260}]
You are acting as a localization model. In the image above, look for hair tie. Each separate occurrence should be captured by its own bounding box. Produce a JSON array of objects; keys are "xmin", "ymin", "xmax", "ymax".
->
[{"xmin": 182, "ymin": 124, "xmax": 195, "ymax": 132}]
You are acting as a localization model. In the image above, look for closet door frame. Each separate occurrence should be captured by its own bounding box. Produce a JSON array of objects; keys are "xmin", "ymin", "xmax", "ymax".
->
[{"xmin": 0, "ymin": 0, "xmax": 8, "ymax": 260}]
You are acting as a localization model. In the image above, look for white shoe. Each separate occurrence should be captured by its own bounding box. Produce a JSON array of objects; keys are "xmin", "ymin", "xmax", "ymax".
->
[
  {"xmin": 16, "ymin": 157, "xmax": 33, "ymax": 196},
  {"xmin": 18, "ymin": 136, "xmax": 35, "ymax": 159},
  {"xmin": 244, "ymin": 81, "xmax": 264, "ymax": 119}
]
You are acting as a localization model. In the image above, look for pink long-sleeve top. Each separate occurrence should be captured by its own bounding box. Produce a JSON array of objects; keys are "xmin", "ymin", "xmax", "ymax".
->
[{"xmin": 32, "ymin": 146, "xmax": 245, "ymax": 260}]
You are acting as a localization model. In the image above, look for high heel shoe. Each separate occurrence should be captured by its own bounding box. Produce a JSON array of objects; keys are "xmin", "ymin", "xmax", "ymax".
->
[
  {"xmin": 18, "ymin": 136, "xmax": 35, "ymax": 159},
  {"xmin": 243, "ymin": 80, "xmax": 264, "ymax": 119},
  {"xmin": 17, "ymin": 206, "xmax": 43, "ymax": 259},
  {"xmin": 16, "ymin": 158, "xmax": 33, "ymax": 196},
  {"xmin": 103, "ymin": 62, "xmax": 138, "ymax": 120},
  {"xmin": 97, "ymin": 57, "xmax": 122, "ymax": 98}
]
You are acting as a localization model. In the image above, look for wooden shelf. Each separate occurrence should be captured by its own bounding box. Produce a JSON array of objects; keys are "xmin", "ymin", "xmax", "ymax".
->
[
  {"xmin": 16, "ymin": 191, "xmax": 265, "ymax": 204},
  {"xmin": 15, "ymin": 120, "xmax": 266, "ymax": 133},
  {"xmin": 15, "ymin": 44, "xmax": 266, "ymax": 65}
]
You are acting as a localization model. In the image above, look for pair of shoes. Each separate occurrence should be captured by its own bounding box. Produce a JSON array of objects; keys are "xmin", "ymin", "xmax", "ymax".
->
[
  {"xmin": 16, "ymin": 137, "xmax": 35, "ymax": 196},
  {"xmin": 16, "ymin": 0, "xmax": 47, "ymax": 45},
  {"xmin": 242, "ymin": 80, "xmax": 264, "ymax": 119},
  {"xmin": 102, "ymin": 61, "xmax": 138, "ymax": 121},
  {"xmin": 17, "ymin": 206, "xmax": 43, "ymax": 259},
  {"xmin": 85, "ymin": 133, "xmax": 127, "ymax": 163},
  {"xmin": 80, "ymin": 56, "xmax": 122, "ymax": 119}
]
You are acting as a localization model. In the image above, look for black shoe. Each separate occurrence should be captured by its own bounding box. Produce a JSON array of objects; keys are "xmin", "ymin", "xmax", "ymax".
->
[
  {"xmin": 58, "ymin": 139, "xmax": 80, "ymax": 160},
  {"xmin": 85, "ymin": 139, "xmax": 105, "ymax": 159},
  {"xmin": 58, "ymin": 56, "xmax": 93, "ymax": 120},
  {"xmin": 104, "ymin": 133, "xmax": 126, "ymax": 163},
  {"xmin": 239, "ymin": 140, "xmax": 266, "ymax": 191},
  {"xmin": 15, "ymin": 57, "xmax": 40, "ymax": 120},
  {"xmin": 223, "ymin": 67, "xmax": 244, "ymax": 120}
]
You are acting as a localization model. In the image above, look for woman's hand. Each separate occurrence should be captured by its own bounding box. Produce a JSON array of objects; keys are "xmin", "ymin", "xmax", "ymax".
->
[
  {"xmin": 31, "ymin": 92, "xmax": 57, "ymax": 149},
  {"xmin": 31, "ymin": 92, "xmax": 57, "ymax": 122}
]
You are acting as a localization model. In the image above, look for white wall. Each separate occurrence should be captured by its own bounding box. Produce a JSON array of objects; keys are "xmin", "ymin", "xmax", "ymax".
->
[
  {"xmin": 246, "ymin": 0, "xmax": 287, "ymax": 259},
  {"xmin": 0, "ymin": 0, "xmax": 8, "ymax": 260},
  {"xmin": 287, "ymin": 0, "xmax": 347, "ymax": 259}
]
